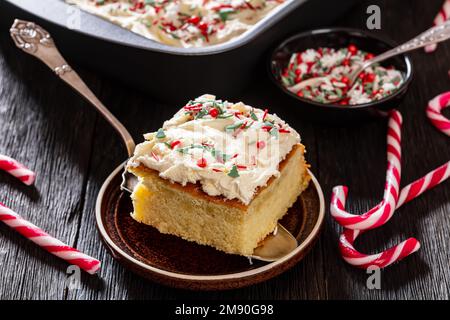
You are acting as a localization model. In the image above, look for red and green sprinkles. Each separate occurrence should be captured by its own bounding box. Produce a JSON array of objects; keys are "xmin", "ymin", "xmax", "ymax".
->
[
  {"xmin": 88, "ymin": 0, "xmax": 285, "ymax": 45},
  {"xmin": 280, "ymin": 45, "xmax": 404, "ymax": 105},
  {"xmin": 183, "ymin": 99, "xmax": 231, "ymax": 120},
  {"xmin": 152, "ymin": 97, "xmax": 293, "ymax": 178}
]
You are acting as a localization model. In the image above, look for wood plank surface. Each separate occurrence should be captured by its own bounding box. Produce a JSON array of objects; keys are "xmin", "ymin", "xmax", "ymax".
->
[{"xmin": 0, "ymin": 0, "xmax": 449, "ymax": 300}]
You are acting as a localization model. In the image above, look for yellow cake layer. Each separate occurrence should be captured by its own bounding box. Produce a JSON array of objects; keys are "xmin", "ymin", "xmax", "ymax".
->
[{"xmin": 129, "ymin": 144, "xmax": 310, "ymax": 256}]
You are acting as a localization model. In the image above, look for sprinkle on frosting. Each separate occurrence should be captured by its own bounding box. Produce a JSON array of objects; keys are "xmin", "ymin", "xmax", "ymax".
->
[{"xmin": 127, "ymin": 94, "xmax": 300, "ymax": 204}]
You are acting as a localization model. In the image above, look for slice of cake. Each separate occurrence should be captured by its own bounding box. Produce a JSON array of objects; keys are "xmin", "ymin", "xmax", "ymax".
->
[{"xmin": 127, "ymin": 94, "xmax": 310, "ymax": 256}]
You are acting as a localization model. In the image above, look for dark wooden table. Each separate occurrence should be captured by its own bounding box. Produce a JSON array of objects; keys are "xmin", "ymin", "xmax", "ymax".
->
[{"xmin": 0, "ymin": 0, "xmax": 449, "ymax": 300}]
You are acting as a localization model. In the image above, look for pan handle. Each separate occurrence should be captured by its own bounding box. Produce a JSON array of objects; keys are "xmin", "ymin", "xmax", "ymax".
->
[{"xmin": 9, "ymin": 19, "xmax": 135, "ymax": 157}]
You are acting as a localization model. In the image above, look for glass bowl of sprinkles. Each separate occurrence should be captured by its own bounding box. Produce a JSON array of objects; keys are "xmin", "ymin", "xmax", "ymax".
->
[{"xmin": 269, "ymin": 28, "xmax": 413, "ymax": 120}]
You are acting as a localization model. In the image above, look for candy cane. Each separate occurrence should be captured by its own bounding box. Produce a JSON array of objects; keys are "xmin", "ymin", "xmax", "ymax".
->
[
  {"xmin": 339, "ymin": 229, "xmax": 420, "ymax": 269},
  {"xmin": 0, "ymin": 202, "xmax": 101, "ymax": 274},
  {"xmin": 339, "ymin": 161, "xmax": 449, "ymax": 269},
  {"xmin": 425, "ymin": 0, "xmax": 450, "ymax": 52},
  {"xmin": 332, "ymin": 84, "xmax": 450, "ymax": 269},
  {"xmin": 1, "ymin": 154, "xmax": 100, "ymax": 273},
  {"xmin": 426, "ymin": 92, "xmax": 450, "ymax": 136},
  {"xmin": 398, "ymin": 161, "xmax": 450, "ymax": 206},
  {"xmin": 330, "ymin": 110, "xmax": 403, "ymax": 230},
  {"xmin": 0, "ymin": 154, "xmax": 36, "ymax": 185}
]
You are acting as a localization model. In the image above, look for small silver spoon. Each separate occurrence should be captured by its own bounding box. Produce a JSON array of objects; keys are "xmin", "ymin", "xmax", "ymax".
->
[
  {"xmin": 10, "ymin": 19, "xmax": 298, "ymax": 262},
  {"xmin": 293, "ymin": 20, "xmax": 450, "ymax": 103}
]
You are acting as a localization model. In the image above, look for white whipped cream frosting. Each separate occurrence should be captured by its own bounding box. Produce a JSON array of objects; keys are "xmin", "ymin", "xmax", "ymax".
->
[{"xmin": 128, "ymin": 94, "xmax": 300, "ymax": 204}]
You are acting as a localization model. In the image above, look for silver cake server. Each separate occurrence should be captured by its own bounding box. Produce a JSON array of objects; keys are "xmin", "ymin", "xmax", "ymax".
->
[{"xmin": 10, "ymin": 19, "xmax": 298, "ymax": 262}]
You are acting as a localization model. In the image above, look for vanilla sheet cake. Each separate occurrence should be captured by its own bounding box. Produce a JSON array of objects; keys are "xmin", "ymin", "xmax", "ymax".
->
[{"xmin": 127, "ymin": 94, "xmax": 310, "ymax": 256}]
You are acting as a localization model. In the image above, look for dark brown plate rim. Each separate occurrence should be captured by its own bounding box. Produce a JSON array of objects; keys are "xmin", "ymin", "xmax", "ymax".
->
[{"xmin": 95, "ymin": 162, "xmax": 325, "ymax": 282}]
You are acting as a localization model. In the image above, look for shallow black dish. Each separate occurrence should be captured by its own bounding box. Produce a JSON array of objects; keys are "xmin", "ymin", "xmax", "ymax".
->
[
  {"xmin": 269, "ymin": 28, "xmax": 413, "ymax": 121},
  {"xmin": 0, "ymin": 0, "xmax": 357, "ymax": 104}
]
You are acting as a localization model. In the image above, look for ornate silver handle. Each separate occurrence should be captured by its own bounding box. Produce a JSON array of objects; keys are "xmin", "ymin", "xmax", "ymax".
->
[
  {"xmin": 347, "ymin": 20, "xmax": 450, "ymax": 84},
  {"xmin": 367, "ymin": 21, "xmax": 450, "ymax": 64},
  {"xmin": 365, "ymin": 20, "xmax": 450, "ymax": 65},
  {"xmin": 10, "ymin": 19, "xmax": 135, "ymax": 157},
  {"xmin": 370, "ymin": 20, "xmax": 450, "ymax": 65}
]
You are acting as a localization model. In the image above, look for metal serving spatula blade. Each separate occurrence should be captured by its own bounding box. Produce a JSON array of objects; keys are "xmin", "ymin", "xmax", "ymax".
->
[
  {"xmin": 121, "ymin": 171, "xmax": 139, "ymax": 193},
  {"xmin": 252, "ymin": 224, "xmax": 297, "ymax": 262}
]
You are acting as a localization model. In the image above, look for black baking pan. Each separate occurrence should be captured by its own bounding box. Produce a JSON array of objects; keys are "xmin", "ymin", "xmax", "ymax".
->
[{"xmin": 0, "ymin": 0, "xmax": 357, "ymax": 104}]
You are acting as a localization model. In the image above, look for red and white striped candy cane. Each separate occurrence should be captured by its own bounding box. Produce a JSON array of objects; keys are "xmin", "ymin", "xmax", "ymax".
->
[
  {"xmin": 339, "ymin": 229, "xmax": 420, "ymax": 269},
  {"xmin": 426, "ymin": 92, "xmax": 450, "ymax": 136},
  {"xmin": 398, "ymin": 161, "xmax": 450, "ymax": 206},
  {"xmin": 0, "ymin": 154, "xmax": 36, "ymax": 185},
  {"xmin": 0, "ymin": 202, "xmax": 101, "ymax": 274},
  {"xmin": 339, "ymin": 161, "xmax": 449, "ymax": 268},
  {"xmin": 330, "ymin": 110, "xmax": 403, "ymax": 230},
  {"xmin": 425, "ymin": 0, "xmax": 450, "ymax": 52}
]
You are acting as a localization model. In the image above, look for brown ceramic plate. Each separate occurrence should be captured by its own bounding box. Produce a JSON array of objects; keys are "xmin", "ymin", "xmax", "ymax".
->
[{"xmin": 95, "ymin": 163, "xmax": 325, "ymax": 290}]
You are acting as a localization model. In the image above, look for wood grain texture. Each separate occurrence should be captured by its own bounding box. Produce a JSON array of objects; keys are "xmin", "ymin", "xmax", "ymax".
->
[
  {"xmin": 0, "ymin": 34, "xmax": 97, "ymax": 299},
  {"xmin": 0, "ymin": 0, "xmax": 449, "ymax": 300}
]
